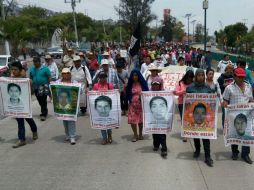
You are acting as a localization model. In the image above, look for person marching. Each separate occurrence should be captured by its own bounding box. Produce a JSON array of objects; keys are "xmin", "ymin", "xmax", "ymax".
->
[
  {"xmin": 150, "ymin": 76, "xmax": 168, "ymax": 158},
  {"xmin": 186, "ymin": 68, "xmax": 215, "ymax": 167},
  {"xmin": 174, "ymin": 68, "xmax": 194, "ymax": 142},
  {"xmin": 55, "ymin": 68, "xmax": 78, "ymax": 145},
  {"xmin": 223, "ymin": 67, "xmax": 253, "ymax": 164},
  {"xmin": 10, "ymin": 61, "xmax": 38, "ymax": 148},
  {"xmin": 126, "ymin": 69, "xmax": 149, "ymax": 142},
  {"xmin": 93, "ymin": 71, "xmax": 114, "ymax": 145}
]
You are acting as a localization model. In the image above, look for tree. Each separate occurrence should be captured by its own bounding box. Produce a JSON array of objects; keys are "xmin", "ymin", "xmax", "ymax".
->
[
  {"xmin": 159, "ymin": 16, "xmax": 176, "ymax": 42},
  {"xmin": 116, "ymin": 0, "xmax": 156, "ymax": 38},
  {"xmin": 172, "ymin": 21, "xmax": 185, "ymax": 42},
  {"xmin": 195, "ymin": 23, "xmax": 204, "ymax": 43}
]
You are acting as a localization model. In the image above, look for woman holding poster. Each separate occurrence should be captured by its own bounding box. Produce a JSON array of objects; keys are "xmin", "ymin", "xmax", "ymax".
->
[
  {"xmin": 150, "ymin": 76, "xmax": 168, "ymax": 158},
  {"xmin": 126, "ymin": 69, "xmax": 149, "ymax": 142},
  {"xmin": 10, "ymin": 61, "xmax": 38, "ymax": 148},
  {"xmin": 186, "ymin": 68, "xmax": 215, "ymax": 167},
  {"xmin": 93, "ymin": 71, "xmax": 114, "ymax": 145},
  {"xmin": 175, "ymin": 68, "xmax": 194, "ymax": 142}
]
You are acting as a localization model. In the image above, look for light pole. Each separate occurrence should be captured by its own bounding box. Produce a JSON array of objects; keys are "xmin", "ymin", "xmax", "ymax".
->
[
  {"xmin": 191, "ymin": 20, "xmax": 196, "ymax": 43},
  {"xmin": 185, "ymin": 13, "xmax": 192, "ymax": 46},
  {"xmin": 64, "ymin": 0, "xmax": 80, "ymax": 48},
  {"xmin": 0, "ymin": 0, "xmax": 10, "ymax": 55},
  {"xmin": 203, "ymin": 0, "xmax": 208, "ymax": 51}
]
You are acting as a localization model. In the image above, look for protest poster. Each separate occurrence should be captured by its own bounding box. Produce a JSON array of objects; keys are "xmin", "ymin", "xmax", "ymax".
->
[
  {"xmin": 181, "ymin": 93, "xmax": 218, "ymax": 139},
  {"xmin": 0, "ymin": 77, "xmax": 32, "ymax": 118},
  {"xmin": 50, "ymin": 82, "xmax": 81, "ymax": 121},
  {"xmin": 224, "ymin": 103, "xmax": 254, "ymax": 146},
  {"xmin": 141, "ymin": 91, "xmax": 174, "ymax": 134},
  {"xmin": 87, "ymin": 90, "xmax": 121, "ymax": 130}
]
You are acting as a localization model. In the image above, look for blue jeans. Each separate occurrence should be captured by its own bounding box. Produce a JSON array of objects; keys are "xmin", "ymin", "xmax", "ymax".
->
[
  {"xmin": 63, "ymin": 120, "xmax": 76, "ymax": 139},
  {"xmin": 101, "ymin": 129, "xmax": 112, "ymax": 140},
  {"xmin": 16, "ymin": 118, "xmax": 37, "ymax": 141}
]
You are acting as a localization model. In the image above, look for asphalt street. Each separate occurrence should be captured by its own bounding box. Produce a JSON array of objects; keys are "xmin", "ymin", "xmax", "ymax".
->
[{"xmin": 0, "ymin": 100, "xmax": 254, "ymax": 190}]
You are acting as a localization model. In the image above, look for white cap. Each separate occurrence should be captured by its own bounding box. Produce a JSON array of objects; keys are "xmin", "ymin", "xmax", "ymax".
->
[
  {"xmin": 101, "ymin": 59, "xmax": 109, "ymax": 65},
  {"xmin": 73, "ymin": 55, "xmax": 81, "ymax": 62}
]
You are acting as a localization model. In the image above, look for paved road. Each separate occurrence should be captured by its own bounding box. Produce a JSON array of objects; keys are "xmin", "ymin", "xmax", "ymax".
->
[{"xmin": 0, "ymin": 101, "xmax": 254, "ymax": 190}]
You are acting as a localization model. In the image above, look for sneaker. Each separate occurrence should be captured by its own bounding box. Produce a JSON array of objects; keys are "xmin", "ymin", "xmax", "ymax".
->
[
  {"xmin": 205, "ymin": 157, "xmax": 214, "ymax": 167},
  {"xmin": 64, "ymin": 137, "xmax": 70, "ymax": 142},
  {"xmin": 241, "ymin": 155, "xmax": 253, "ymax": 164},
  {"xmin": 32, "ymin": 132, "xmax": 38, "ymax": 140},
  {"xmin": 12, "ymin": 140, "xmax": 26, "ymax": 148},
  {"xmin": 40, "ymin": 116, "xmax": 46, "ymax": 121},
  {"xmin": 161, "ymin": 151, "xmax": 168, "ymax": 158},
  {"xmin": 193, "ymin": 151, "xmax": 200, "ymax": 158},
  {"xmin": 70, "ymin": 138, "xmax": 76, "ymax": 145}
]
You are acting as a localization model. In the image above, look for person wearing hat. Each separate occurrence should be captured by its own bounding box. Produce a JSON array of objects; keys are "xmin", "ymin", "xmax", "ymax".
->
[
  {"xmin": 63, "ymin": 48, "xmax": 74, "ymax": 67},
  {"xmin": 30, "ymin": 56, "xmax": 51, "ymax": 121},
  {"xmin": 93, "ymin": 59, "xmax": 120, "ymax": 89},
  {"xmin": 53, "ymin": 67, "xmax": 78, "ymax": 145},
  {"xmin": 93, "ymin": 71, "xmax": 114, "ymax": 145},
  {"xmin": 70, "ymin": 55, "xmax": 92, "ymax": 115},
  {"xmin": 102, "ymin": 51, "xmax": 115, "ymax": 69},
  {"xmin": 153, "ymin": 54, "xmax": 164, "ymax": 68},
  {"xmin": 146, "ymin": 64, "xmax": 163, "ymax": 90},
  {"xmin": 78, "ymin": 52, "xmax": 90, "ymax": 67},
  {"xmin": 150, "ymin": 76, "xmax": 168, "ymax": 158},
  {"xmin": 44, "ymin": 54, "xmax": 59, "ymax": 82},
  {"xmin": 223, "ymin": 67, "xmax": 254, "ymax": 164},
  {"xmin": 237, "ymin": 60, "xmax": 253, "ymax": 85},
  {"xmin": 87, "ymin": 52, "xmax": 99, "ymax": 78},
  {"xmin": 186, "ymin": 68, "xmax": 215, "ymax": 167}
]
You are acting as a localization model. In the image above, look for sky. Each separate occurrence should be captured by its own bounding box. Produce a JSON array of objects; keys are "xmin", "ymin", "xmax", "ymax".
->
[{"xmin": 18, "ymin": 0, "xmax": 254, "ymax": 36}]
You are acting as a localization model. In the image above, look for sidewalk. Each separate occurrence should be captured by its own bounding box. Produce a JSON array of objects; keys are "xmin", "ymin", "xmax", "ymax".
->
[{"xmin": 0, "ymin": 101, "xmax": 253, "ymax": 190}]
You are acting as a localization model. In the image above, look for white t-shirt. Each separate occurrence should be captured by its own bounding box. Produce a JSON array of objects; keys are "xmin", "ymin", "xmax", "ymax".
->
[
  {"xmin": 217, "ymin": 60, "xmax": 233, "ymax": 73},
  {"xmin": 140, "ymin": 63, "xmax": 150, "ymax": 74}
]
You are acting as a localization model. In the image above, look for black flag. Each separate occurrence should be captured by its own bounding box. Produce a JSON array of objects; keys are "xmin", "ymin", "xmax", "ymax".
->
[{"xmin": 129, "ymin": 22, "xmax": 141, "ymax": 57}]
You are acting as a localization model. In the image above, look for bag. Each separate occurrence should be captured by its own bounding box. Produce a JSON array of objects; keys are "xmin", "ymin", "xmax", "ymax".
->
[{"xmin": 37, "ymin": 84, "xmax": 49, "ymax": 96}]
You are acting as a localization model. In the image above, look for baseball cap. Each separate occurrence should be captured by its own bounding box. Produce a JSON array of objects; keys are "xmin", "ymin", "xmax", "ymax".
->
[
  {"xmin": 98, "ymin": 71, "xmax": 107, "ymax": 78},
  {"xmin": 73, "ymin": 55, "xmax": 81, "ymax": 62},
  {"xmin": 234, "ymin": 67, "xmax": 246, "ymax": 77},
  {"xmin": 45, "ymin": 54, "xmax": 51, "ymax": 59},
  {"xmin": 151, "ymin": 76, "xmax": 163, "ymax": 85},
  {"xmin": 61, "ymin": 68, "xmax": 71, "ymax": 73}
]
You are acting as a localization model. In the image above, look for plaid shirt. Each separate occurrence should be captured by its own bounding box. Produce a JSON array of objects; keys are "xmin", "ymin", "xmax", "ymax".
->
[{"xmin": 223, "ymin": 82, "xmax": 253, "ymax": 105}]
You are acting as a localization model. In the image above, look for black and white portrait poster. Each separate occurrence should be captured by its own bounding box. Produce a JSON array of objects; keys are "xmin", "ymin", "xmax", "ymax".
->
[
  {"xmin": 224, "ymin": 103, "xmax": 254, "ymax": 147},
  {"xmin": 141, "ymin": 91, "xmax": 174, "ymax": 134},
  {"xmin": 87, "ymin": 90, "xmax": 121, "ymax": 130},
  {"xmin": 0, "ymin": 77, "xmax": 32, "ymax": 118}
]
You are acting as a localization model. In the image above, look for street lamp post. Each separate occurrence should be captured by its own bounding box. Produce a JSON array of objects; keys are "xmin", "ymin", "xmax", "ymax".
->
[
  {"xmin": 203, "ymin": 0, "xmax": 208, "ymax": 52},
  {"xmin": 64, "ymin": 0, "xmax": 80, "ymax": 48},
  {"xmin": 185, "ymin": 13, "xmax": 192, "ymax": 46},
  {"xmin": 191, "ymin": 20, "xmax": 196, "ymax": 43}
]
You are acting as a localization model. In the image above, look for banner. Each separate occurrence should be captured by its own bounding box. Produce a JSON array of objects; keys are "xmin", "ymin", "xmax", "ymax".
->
[
  {"xmin": 50, "ymin": 83, "xmax": 81, "ymax": 121},
  {"xmin": 129, "ymin": 22, "xmax": 140, "ymax": 57},
  {"xmin": 181, "ymin": 93, "xmax": 218, "ymax": 139},
  {"xmin": 0, "ymin": 77, "xmax": 32, "ymax": 118},
  {"xmin": 87, "ymin": 90, "xmax": 121, "ymax": 130},
  {"xmin": 224, "ymin": 103, "xmax": 254, "ymax": 146},
  {"xmin": 141, "ymin": 91, "xmax": 174, "ymax": 134}
]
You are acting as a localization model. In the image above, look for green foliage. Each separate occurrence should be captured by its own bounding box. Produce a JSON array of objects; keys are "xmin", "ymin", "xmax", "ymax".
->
[{"xmin": 117, "ymin": 0, "xmax": 156, "ymax": 37}]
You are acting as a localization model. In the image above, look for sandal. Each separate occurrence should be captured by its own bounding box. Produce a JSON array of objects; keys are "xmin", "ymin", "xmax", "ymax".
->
[{"xmin": 101, "ymin": 140, "xmax": 108, "ymax": 145}]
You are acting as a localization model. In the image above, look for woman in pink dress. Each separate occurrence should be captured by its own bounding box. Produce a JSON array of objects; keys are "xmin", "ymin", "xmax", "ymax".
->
[{"xmin": 126, "ymin": 69, "xmax": 149, "ymax": 142}]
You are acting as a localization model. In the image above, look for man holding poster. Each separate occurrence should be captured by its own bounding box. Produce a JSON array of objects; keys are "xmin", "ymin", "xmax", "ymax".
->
[
  {"xmin": 186, "ymin": 68, "xmax": 215, "ymax": 167},
  {"xmin": 223, "ymin": 67, "xmax": 253, "ymax": 164}
]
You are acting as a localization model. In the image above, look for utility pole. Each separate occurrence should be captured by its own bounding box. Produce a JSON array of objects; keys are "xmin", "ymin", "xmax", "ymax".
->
[
  {"xmin": 203, "ymin": 0, "xmax": 208, "ymax": 52},
  {"xmin": 64, "ymin": 0, "xmax": 80, "ymax": 48},
  {"xmin": 185, "ymin": 13, "xmax": 192, "ymax": 46},
  {"xmin": 119, "ymin": 2, "xmax": 122, "ymax": 45},
  {"xmin": 0, "ymin": 0, "xmax": 10, "ymax": 55},
  {"xmin": 191, "ymin": 20, "xmax": 196, "ymax": 43}
]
